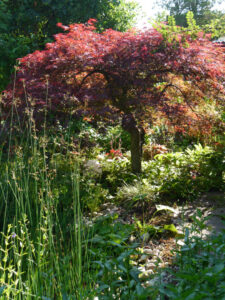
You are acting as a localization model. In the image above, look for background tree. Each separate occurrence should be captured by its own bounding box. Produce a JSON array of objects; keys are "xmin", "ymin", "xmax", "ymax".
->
[
  {"xmin": 0, "ymin": 0, "xmax": 139, "ymax": 91},
  {"xmin": 0, "ymin": 0, "xmax": 48, "ymax": 91},
  {"xmin": 5, "ymin": 0, "xmax": 138, "ymax": 37},
  {"xmin": 156, "ymin": 0, "xmax": 221, "ymax": 27},
  {"xmin": 2, "ymin": 20, "xmax": 225, "ymax": 173},
  {"xmin": 203, "ymin": 12, "xmax": 225, "ymax": 39}
]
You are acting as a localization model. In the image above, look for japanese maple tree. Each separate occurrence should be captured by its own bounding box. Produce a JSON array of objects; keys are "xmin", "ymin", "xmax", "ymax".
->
[{"xmin": 2, "ymin": 19, "xmax": 225, "ymax": 173}]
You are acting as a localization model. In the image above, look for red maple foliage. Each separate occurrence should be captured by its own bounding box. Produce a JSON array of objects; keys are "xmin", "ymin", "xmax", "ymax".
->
[{"xmin": 2, "ymin": 20, "xmax": 225, "ymax": 172}]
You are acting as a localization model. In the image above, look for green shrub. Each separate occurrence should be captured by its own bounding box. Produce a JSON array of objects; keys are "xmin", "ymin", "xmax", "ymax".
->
[
  {"xmin": 101, "ymin": 155, "xmax": 137, "ymax": 193},
  {"xmin": 115, "ymin": 144, "xmax": 224, "ymax": 209},
  {"xmin": 78, "ymin": 121, "xmax": 130, "ymax": 153},
  {"xmin": 144, "ymin": 144, "xmax": 225, "ymax": 201}
]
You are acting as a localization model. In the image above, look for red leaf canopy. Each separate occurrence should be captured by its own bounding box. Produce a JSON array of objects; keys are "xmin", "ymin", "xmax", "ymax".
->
[{"xmin": 2, "ymin": 20, "xmax": 225, "ymax": 128}]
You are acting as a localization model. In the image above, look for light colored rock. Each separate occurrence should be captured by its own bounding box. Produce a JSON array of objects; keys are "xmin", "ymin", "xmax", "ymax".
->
[
  {"xmin": 177, "ymin": 240, "xmax": 185, "ymax": 246},
  {"xmin": 138, "ymin": 266, "xmax": 146, "ymax": 273},
  {"xmin": 158, "ymin": 263, "xmax": 165, "ymax": 268},
  {"xmin": 150, "ymin": 259, "xmax": 159, "ymax": 264},
  {"xmin": 129, "ymin": 235, "xmax": 136, "ymax": 242},
  {"xmin": 139, "ymin": 269, "xmax": 154, "ymax": 280},
  {"xmin": 139, "ymin": 254, "xmax": 148, "ymax": 263},
  {"xmin": 143, "ymin": 248, "xmax": 154, "ymax": 256},
  {"xmin": 152, "ymin": 249, "xmax": 160, "ymax": 257}
]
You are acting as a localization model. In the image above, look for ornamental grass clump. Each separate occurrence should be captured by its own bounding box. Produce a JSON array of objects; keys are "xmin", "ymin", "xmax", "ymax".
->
[{"xmin": 0, "ymin": 106, "xmax": 94, "ymax": 298}]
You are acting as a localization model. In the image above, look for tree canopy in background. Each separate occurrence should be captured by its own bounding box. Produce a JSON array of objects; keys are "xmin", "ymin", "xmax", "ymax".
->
[
  {"xmin": 5, "ymin": 0, "xmax": 138, "ymax": 36},
  {"xmin": 0, "ymin": 0, "xmax": 139, "ymax": 91},
  {"xmin": 156, "ymin": 0, "xmax": 222, "ymax": 27},
  {"xmin": 203, "ymin": 12, "xmax": 225, "ymax": 39}
]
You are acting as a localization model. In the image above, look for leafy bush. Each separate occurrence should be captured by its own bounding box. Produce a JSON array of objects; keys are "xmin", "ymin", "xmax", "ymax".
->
[
  {"xmin": 78, "ymin": 122, "xmax": 130, "ymax": 153},
  {"xmin": 101, "ymin": 155, "xmax": 138, "ymax": 194},
  {"xmin": 144, "ymin": 144, "xmax": 225, "ymax": 201},
  {"xmin": 80, "ymin": 177, "xmax": 110, "ymax": 212},
  {"xmin": 114, "ymin": 144, "xmax": 224, "ymax": 209}
]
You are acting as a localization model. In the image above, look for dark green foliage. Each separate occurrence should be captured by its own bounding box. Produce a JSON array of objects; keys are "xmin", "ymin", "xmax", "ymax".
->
[
  {"xmin": 0, "ymin": 29, "xmax": 46, "ymax": 91},
  {"xmin": 85, "ymin": 215, "xmax": 150, "ymax": 299},
  {"xmin": 0, "ymin": 0, "xmax": 49, "ymax": 91},
  {"xmin": 77, "ymin": 121, "xmax": 131, "ymax": 153},
  {"xmin": 5, "ymin": 0, "xmax": 138, "ymax": 36}
]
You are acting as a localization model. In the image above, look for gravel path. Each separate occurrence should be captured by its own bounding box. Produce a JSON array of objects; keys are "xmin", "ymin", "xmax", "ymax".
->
[{"xmin": 175, "ymin": 192, "xmax": 225, "ymax": 237}]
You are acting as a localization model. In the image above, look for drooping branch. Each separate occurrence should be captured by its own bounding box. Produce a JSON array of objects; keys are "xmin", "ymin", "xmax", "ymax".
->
[{"xmin": 78, "ymin": 69, "xmax": 111, "ymax": 91}]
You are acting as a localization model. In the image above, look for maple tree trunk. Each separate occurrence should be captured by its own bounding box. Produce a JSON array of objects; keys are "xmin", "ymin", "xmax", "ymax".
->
[
  {"xmin": 122, "ymin": 114, "xmax": 144, "ymax": 174},
  {"xmin": 130, "ymin": 126, "xmax": 142, "ymax": 173}
]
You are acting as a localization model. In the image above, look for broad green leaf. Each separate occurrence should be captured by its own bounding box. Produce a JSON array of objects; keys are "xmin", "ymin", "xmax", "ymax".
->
[
  {"xmin": 213, "ymin": 263, "xmax": 224, "ymax": 273},
  {"xmin": 164, "ymin": 224, "xmax": 178, "ymax": 234}
]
